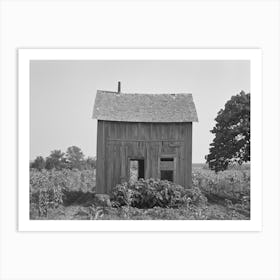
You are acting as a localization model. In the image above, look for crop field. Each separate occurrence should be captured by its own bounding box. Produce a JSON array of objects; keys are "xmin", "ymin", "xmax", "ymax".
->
[{"xmin": 29, "ymin": 165, "xmax": 250, "ymax": 220}]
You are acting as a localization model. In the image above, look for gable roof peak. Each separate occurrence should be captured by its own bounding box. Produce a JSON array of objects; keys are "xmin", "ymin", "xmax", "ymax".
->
[{"xmin": 93, "ymin": 90, "xmax": 198, "ymax": 123}]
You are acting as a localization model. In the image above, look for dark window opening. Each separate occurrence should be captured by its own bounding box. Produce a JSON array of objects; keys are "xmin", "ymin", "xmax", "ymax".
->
[
  {"xmin": 160, "ymin": 158, "xmax": 173, "ymax": 162},
  {"xmin": 160, "ymin": 157, "xmax": 174, "ymax": 182},
  {"xmin": 160, "ymin": 170, "xmax": 174, "ymax": 182},
  {"xmin": 129, "ymin": 159, "xmax": 145, "ymax": 184}
]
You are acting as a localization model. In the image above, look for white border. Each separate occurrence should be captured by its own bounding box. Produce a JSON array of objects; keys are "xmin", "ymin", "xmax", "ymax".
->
[{"xmin": 18, "ymin": 48, "xmax": 262, "ymax": 231}]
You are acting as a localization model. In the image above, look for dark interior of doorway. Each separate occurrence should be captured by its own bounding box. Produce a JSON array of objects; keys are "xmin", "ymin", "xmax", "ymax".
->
[{"xmin": 129, "ymin": 159, "xmax": 145, "ymax": 183}]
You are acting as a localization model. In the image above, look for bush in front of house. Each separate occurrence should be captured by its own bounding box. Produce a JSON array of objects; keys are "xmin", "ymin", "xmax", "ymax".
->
[{"xmin": 110, "ymin": 178, "xmax": 207, "ymax": 209}]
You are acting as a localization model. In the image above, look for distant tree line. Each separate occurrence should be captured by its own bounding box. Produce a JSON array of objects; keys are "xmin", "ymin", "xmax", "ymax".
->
[{"xmin": 30, "ymin": 146, "xmax": 96, "ymax": 171}]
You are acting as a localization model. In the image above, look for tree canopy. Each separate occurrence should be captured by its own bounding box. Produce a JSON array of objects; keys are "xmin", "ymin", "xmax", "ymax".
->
[
  {"xmin": 30, "ymin": 156, "xmax": 45, "ymax": 171},
  {"xmin": 65, "ymin": 146, "xmax": 85, "ymax": 169},
  {"xmin": 206, "ymin": 91, "xmax": 250, "ymax": 172},
  {"xmin": 45, "ymin": 150, "xmax": 67, "ymax": 170},
  {"xmin": 31, "ymin": 146, "xmax": 96, "ymax": 171}
]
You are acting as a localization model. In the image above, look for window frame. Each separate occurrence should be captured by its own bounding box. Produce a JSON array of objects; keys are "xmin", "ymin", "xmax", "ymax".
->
[{"xmin": 158, "ymin": 154, "xmax": 176, "ymax": 182}]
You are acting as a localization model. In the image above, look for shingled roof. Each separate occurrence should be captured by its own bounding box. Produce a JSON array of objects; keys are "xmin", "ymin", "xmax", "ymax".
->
[{"xmin": 92, "ymin": 90, "xmax": 198, "ymax": 123}]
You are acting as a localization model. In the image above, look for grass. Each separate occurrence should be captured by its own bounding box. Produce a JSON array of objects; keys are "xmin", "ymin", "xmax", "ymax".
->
[
  {"xmin": 30, "ymin": 203, "xmax": 249, "ymax": 220},
  {"xmin": 30, "ymin": 164, "xmax": 250, "ymax": 220}
]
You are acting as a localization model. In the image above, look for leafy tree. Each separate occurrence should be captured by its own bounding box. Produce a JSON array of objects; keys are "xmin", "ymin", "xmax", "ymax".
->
[
  {"xmin": 206, "ymin": 91, "xmax": 250, "ymax": 172},
  {"xmin": 30, "ymin": 156, "xmax": 45, "ymax": 171},
  {"xmin": 65, "ymin": 146, "xmax": 85, "ymax": 170},
  {"xmin": 45, "ymin": 150, "xmax": 67, "ymax": 170}
]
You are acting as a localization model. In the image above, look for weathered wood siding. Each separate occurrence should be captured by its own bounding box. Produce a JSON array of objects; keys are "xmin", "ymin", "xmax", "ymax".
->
[{"xmin": 96, "ymin": 120, "xmax": 192, "ymax": 194}]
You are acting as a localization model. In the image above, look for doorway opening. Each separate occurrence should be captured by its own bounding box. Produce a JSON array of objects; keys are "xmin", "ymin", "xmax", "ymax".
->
[{"xmin": 129, "ymin": 159, "xmax": 145, "ymax": 184}]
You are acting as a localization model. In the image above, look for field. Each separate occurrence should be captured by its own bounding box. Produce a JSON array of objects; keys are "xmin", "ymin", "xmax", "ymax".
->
[{"xmin": 30, "ymin": 165, "xmax": 250, "ymax": 220}]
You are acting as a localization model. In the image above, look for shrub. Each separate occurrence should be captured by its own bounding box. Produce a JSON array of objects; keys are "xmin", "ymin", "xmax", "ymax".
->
[{"xmin": 110, "ymin": 178, "xmax": 207, "ymax": 209}]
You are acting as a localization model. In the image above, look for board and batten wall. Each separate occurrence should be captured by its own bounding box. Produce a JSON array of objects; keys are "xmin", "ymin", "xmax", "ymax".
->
[{"xmin": 96, "ymin": 120, "xmax": 193, "ymax": 194}]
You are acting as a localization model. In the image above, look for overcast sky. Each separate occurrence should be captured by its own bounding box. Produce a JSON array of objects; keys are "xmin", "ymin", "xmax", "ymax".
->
[{"xmin": 30, "ymin": 60, "xmax": 250, "ymax": 163}]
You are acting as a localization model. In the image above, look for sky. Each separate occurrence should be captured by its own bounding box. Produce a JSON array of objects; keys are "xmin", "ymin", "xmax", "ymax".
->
[{"xmin": 30, "ymin": 60, "xmax": 250, "ymax": 163}]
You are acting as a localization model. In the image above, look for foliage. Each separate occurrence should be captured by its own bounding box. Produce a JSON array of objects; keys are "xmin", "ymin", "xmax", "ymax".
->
[
  {"xmin": 206, "ymin": 91, "xmax": 250, "ymax": 172},
  {"xmin": 30, "ymin": 146, "xmax": 96, "ymax": 171},
  {"xmin": 32, "ymin": 203, "xmax": 249, "ymax": 220},
  {"xmin": 65, "ymin": 146, "xmax": 85, "ymax": 170},
  {"xmin": 30, "ymin": 170, "xmax": 66, "ymax": 217},
  {"xmin": 110, "ymin": 178, "xmax": 207, "ymax": 209},
  {"xmin": 192, "ymin": 169, "xmax": 250, "ymax": 204},
  {"xmin": 30, "ymin": 156, "xmax": 45, "ymax": 171},
  {"xmin": 29, "ymin": 167, "xmax": 250, "ymax": 221},
  {"xmin": 84, "ymin": 156, "xmax": 96, "ymax": 170},
  {"xmin": 45, "ymin": 150, "xmax": 67, "ymax": 170},
  {"xmin": 30, "ymin": 169, "xmax": 96, "ymax": 217}
]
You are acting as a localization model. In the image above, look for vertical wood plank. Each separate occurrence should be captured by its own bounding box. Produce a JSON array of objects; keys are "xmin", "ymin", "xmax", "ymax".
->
[
  {"xmin": 96, "ymin": 120, "xmax": 105, "ymax": 193},
  {"xmin": 184, "ymin": 123, "xmax": 192, "ymax": 188},
  {"xmin": 120, "ymin": 143, "xmax": 126, "ymax": 182},
  {"xmin": 104, "ymin": 121, "xmax": 109, "ymax": 193}
]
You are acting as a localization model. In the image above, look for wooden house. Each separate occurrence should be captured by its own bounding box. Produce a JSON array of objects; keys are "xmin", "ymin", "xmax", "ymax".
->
[{"xmin": 92, "ymin": 83, "xmax": 198, "ymax": 194}]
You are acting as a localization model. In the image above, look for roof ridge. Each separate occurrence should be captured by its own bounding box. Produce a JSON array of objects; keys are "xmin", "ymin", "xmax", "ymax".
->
[{"xmin": 97, "ymin": 90, "xmax": 192, "ymax": 95}]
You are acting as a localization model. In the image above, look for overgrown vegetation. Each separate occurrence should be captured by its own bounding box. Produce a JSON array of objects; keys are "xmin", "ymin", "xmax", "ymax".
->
[
  {"xmin": 30, "ymin": 167, "xmax": 250, "ymax": 220},
  {"xmin": 192, "ymin": 168, "xmax": 250, "ymax": 218},
  {"xmin": 110, "ymin": 178, "xmax": 206, "ymax": 208},
  {"xmin": 30, "ymin": 169, "xmax": 95, "ymax": 218}
]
